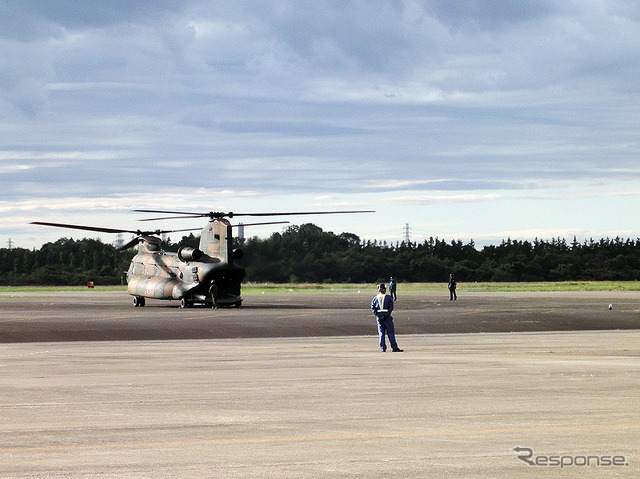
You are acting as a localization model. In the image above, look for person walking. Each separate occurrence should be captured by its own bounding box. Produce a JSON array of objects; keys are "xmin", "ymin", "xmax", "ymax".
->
[
  {"xmin": 371, "ymin": 283, "xmax": 403, "ymax": 352},
  {"xmin": 448, "ymin": 274, "xmax": 457, "ymax": 301}
]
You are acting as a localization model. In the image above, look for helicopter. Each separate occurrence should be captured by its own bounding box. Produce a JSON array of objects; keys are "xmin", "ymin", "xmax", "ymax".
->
[{"xmin": 31, "ymin": 209, "xmax": 373, "ymax": 308}]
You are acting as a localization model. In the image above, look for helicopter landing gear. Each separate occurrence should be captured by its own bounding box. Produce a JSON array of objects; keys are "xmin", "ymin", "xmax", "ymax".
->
[
  {"xmin": 179, "ymin": 297, "xmax": 191, "ymax": 309},
  {"xmin": 133, "ymin": 296, "xmax": 145, "ymax": 307}
]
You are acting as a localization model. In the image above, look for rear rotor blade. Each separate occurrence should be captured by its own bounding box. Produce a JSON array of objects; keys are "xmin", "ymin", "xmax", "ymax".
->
[
  {"xmin": 232, "ymin": 221, "xmax": 290, "ymax": 227},
  {"xmin": 230, "ymin": 210, "xmax": 375, "ymax": 217},
  {"xmin": 134, "ymin": 209, "xmax": 207, "ymax": 216},
  {"xmin": 165, "ymin": 227, "xmax": 203, "ymax": 234},
  {"xmin": 137, "ymin": 215, "xmax": 208, "ymax": 222},
  {"xmin": 135, "ymin": 209, "xmax": 374, "ymax": 221}
]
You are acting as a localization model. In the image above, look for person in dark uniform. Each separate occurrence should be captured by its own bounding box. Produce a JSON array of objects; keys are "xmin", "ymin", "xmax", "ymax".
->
[
  {"xmin": 448, "ymin": 274, "xmax": 457, "ymax": 301},
  {"xmin": 389, "ymin": 277, "xmax": 397, "ymax": 301},
  {"xmin": 371, "ymin": 283, "xmax": 403, "ymax": 352}
]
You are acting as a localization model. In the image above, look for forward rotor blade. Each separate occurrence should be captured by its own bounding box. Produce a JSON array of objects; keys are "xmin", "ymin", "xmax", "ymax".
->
[
  {"xmin": 31, "ymin": 221, "xmax": 201, "ymax": 236},
  {"xmin": 141, "ymin": 235, "xmax": 162, "ymax": 245},
  {"xmin": 30, "ymin": 221, "xmax": 135, "ymax": 235},
  {"xmin": 118, "ymin": 238, "xmax": 142, "ymax": 251}
]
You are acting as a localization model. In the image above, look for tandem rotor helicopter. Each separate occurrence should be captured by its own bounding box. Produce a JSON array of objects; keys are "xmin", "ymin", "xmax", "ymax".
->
[{"xmin": 31, "ymin": 209, "xmax": 372, "ymax": 308}]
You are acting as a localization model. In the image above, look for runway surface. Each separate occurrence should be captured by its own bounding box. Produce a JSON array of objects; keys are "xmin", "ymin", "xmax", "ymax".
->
[
  {"xmin": 1, "ymin": 290, "xmax": 639, "ymax": 342},
  {"xmin": 1, "ymin": 290, "xmax": 639, "ymax": 477}
]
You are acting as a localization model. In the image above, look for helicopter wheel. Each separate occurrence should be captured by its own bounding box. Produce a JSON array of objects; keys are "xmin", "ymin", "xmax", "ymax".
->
[
  {"xmin": 133, "ymin": 296, "xmax": 145, "ymax": 307},
  {"xmin": 179, "ymin": 297, "xmax": 190, "ymax": 309}
]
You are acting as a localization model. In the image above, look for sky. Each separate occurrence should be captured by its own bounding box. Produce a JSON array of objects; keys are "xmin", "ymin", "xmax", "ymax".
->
[{"xmin": 2, "ymin": 0, "xmax": 640, "ymax": 250}]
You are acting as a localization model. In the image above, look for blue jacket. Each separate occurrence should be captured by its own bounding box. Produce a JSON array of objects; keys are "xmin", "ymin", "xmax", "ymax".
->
[{"xmin": 371, "ymin": 293, "xmax": 394, "ymax": 321}]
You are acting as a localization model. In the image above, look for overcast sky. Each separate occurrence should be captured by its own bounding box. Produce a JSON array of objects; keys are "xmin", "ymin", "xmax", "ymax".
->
[{"xmin": 2, "ymin": 1, "xmax": 640, "ymax": 249}]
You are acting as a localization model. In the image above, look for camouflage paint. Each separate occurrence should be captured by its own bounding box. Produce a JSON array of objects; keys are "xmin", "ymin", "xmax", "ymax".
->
[
  {"xmin": 126, "ymin": 219, "xmax": 245, "ymax": 306},
  {"xmin": 199, "ymin": 218, "xmax": 232, "ymax": 262}
]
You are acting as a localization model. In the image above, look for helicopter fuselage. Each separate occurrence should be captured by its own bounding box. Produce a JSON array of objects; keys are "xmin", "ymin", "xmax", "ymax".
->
[{"xmin": 126, "ymin": 219, "xmax": 245, "ymax": 308}]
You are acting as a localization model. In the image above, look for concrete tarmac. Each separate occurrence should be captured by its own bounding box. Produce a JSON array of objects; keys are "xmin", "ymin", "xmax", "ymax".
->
[
  {"xmin": 2, "ymin": 290, "xmax": 640, "ymax": 342},
  {"xmin": 0, "ymin": 291, "xmax": 639, "ymax": 477}
]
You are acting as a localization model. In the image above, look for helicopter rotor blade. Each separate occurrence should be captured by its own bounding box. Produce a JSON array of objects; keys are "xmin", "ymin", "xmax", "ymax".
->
[
  {"xmin": 118, "ymin": 238, "xmax": 142, "ymax": 251},
  {"xmin": 30, "ymin": 221, "xmax": 137, "ymax": 235},
  {"xmin": 134, "ymin": 209, "xmax": 231, "ymax": 220},
  {"xmin": 230, "ymin": 210, "xmax": 375, "ymax": 217},
  {"xmin": 116, "ymin": 236, "xmax": 161, "ymax": 251},
  {"xmin": 31, "ymin": 221, "xmax": 201, "ymax": 236},
  {"xmin": 141, "ymin": 235, "xmax": 162, "ymax": 244},
  {"xmin": 136, "ymin": 215, "xmax": 207, "ymax": 222},
  {"xmin": 135, "ymin": 210, "xmax": 374, "ymax": 221},
  {"xmin": 164, "ymin": 227, "xmax": 203, "ymax": 234},
  {"xmin": 231, "ymin": 221, "xmax": 290, "ymax": 227},
  {"xmin": 134, "ymin": 209, "xmax": 208, "ymax": 216}
]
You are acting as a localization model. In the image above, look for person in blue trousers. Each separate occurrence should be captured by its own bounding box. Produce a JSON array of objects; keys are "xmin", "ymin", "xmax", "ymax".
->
[
  {"xmin": 371, "ymin": 283, "xmax": 403, "ymax": 352},
  {"xmin": 389, "ymin": 277, "xmax": 397, "ymax": 301}
]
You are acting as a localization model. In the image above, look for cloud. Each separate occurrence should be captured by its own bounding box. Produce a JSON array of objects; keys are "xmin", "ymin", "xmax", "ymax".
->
[{"xmin": 2, "ymin": 1, "xmax": 640, "ymax": 248}]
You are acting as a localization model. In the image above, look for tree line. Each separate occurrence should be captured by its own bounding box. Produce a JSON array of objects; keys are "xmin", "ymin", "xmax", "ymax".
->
[
  {"xmin": 2, "ymin": 223, "xmax": 640, "ymax": 285},
  {"xmin": 0, "ymin": 238, "xmax": 133, "ymax": 286},
  {"xmin": 242, "ymin": 224, "xmax": 640, "ymax": 283}
]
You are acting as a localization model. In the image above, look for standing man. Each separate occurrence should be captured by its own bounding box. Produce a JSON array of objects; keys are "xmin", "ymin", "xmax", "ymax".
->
[
  {"xmin": 371, "ymin": 283, "xmax": 403, "ymax": 352},
  {"xmin": 448, "ymin": 274, "xmax": 457, "ymax": 301},
  {"xmin": 389, "ymin": 277, "xmax": 397, "ymax": 301}
]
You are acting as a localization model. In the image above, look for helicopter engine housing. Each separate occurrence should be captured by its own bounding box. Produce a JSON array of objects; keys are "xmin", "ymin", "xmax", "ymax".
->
[{"xmin": 178, "ymin": 246, "xmax": 204, "ymax": 262}]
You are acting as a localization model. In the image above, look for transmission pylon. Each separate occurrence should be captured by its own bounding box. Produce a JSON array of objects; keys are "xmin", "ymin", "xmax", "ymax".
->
[{"xmin": 403, "ymin": 223, "xmax": 411, "ymax": 244}]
